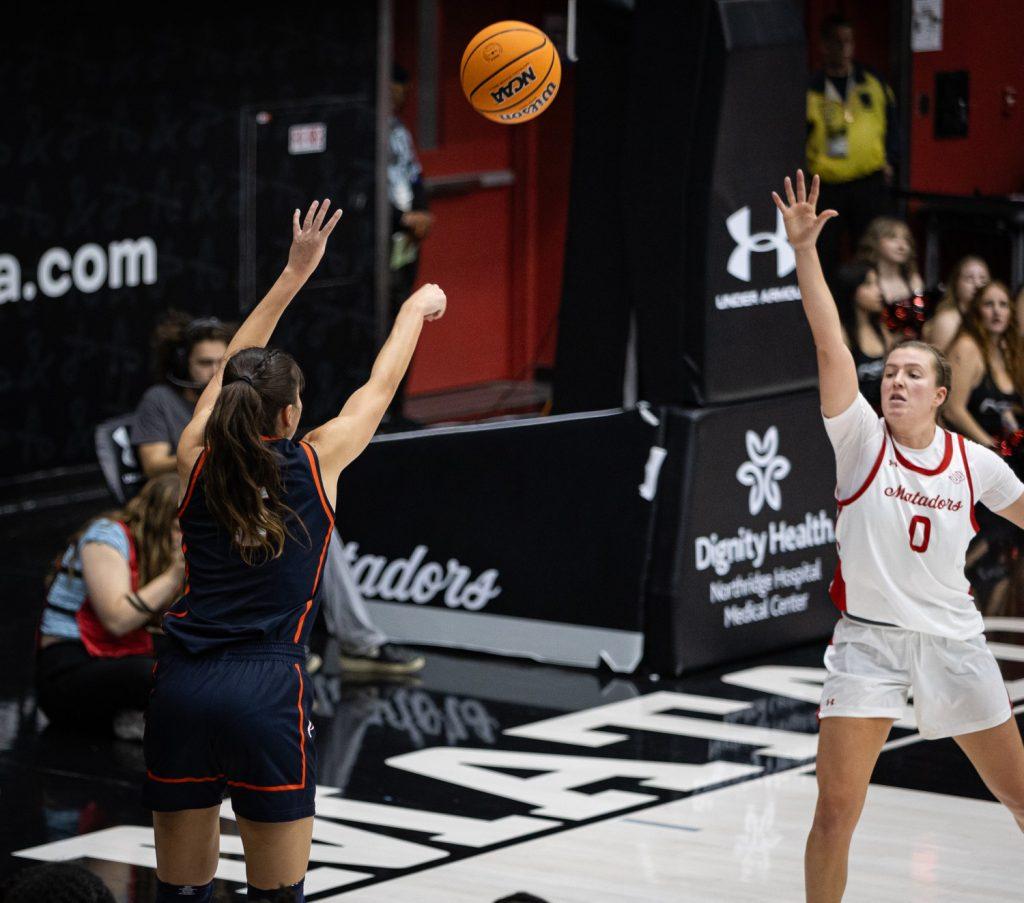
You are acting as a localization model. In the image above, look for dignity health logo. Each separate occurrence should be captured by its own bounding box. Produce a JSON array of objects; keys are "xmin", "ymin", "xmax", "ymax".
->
[
  {"xmin": 725, "ymin": 207, "xmax": 795, "ymax": 282},
  {"xmin": 736, "ymin": 427, "xmax": 791, "ymax": 516},
  {"xmin": 694, "ymin": 427, "xmax": 831, "ymax": 579}
]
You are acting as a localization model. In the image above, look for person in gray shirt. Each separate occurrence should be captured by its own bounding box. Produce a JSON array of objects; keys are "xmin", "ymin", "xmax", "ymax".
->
[
  {"xmin": 132, "ymin": 313, "xmax": 233, "ymax": 476},
  {"xmin": 132, "ymin": 311, "xmax": 424, "ymax": 676}
]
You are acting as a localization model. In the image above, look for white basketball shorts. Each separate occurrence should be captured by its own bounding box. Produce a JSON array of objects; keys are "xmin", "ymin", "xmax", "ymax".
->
[{"xmin": 819, "ymin": 616, "xmax": 1011, "ymax": 740}]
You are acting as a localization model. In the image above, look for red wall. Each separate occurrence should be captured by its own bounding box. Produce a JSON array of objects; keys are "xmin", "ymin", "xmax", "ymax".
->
[
  {"xmin": 805, "ymin": 0, "xmax": 1024, "ymax": 196},
  {"xmin": 394, "ymin": 0, "xmax": 573, "ymax": 396},
  {"xmin": 909, "ymin": 0, "xmax": 1024, "ymax": 195}
]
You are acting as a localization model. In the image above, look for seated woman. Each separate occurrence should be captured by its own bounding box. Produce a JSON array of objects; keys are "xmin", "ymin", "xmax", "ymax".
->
[
  {"xmin": 133, "ymin": 313, "xmax": 235, "ymax": 478},
  {"xmin": 36, "ymin": 474, "xmax": 184, "ymax": 737},
  {"xmin": 945, "ymin": 281, "xmax": 1024, "ymax": 451},
  {"xmin": 835, "ymin": 261, "xmax": 891, "ymax": 412},
  {"xmin": 857, "ymin": 216, "xmax": 926, "ymax": 339},
  {"xmin": 946, "ymin": 281, "xmax": 1024, "ymax": 614},
  {"xmin": 924, "ymin": 255, "xmax": 990, "ymax": 352}
]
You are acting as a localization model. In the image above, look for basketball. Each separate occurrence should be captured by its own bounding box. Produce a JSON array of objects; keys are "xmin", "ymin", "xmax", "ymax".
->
[{"xmin": 460, "ymin": 20, "xmax": 561, "ymax": 124}]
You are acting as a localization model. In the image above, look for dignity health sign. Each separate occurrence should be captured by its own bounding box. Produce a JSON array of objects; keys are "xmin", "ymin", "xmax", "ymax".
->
[{"xmin": 645, "ymin": 390, "xmax": 839, "ymax": 675}]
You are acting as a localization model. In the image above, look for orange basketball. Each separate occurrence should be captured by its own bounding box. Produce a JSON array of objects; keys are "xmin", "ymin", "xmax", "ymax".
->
[{"xmin": 460, "ymin": 20, "xmax": 561, "ymax": 124}]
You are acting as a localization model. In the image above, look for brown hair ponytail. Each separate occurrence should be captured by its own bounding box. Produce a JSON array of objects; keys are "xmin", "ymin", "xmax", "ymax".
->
[{"xmin": 203, "ymin": 347, "xmax": 307, "ymax": 565}]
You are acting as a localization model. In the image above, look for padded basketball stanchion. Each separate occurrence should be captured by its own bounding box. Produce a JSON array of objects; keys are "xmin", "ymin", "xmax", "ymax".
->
[
  {"xmin": 644, "ymin": 391, "xmax": 838, "ymax": 676},
  {"xmin": 553, "ymin": 0, "xmax": 812, "ymax": 412}
]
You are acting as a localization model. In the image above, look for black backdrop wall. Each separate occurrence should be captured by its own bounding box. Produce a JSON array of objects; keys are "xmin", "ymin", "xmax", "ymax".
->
[
  {"xmin": 2, "ymin": 8, "xmax": 378, "ymax": 481},
  {"xmin": 553, "ymin": 0, "xmax": 814, "ymax": 412}
]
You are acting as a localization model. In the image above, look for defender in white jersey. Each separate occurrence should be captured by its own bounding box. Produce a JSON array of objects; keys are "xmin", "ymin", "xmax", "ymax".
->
[{"xmin": 773, "ymin": 171, "xmax": 1024, "ymax": 903}]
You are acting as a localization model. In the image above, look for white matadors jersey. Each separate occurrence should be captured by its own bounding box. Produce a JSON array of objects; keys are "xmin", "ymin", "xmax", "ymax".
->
[{"xmin": 824, "ymin": 395, "xmax": 1024, "ymax": 640}]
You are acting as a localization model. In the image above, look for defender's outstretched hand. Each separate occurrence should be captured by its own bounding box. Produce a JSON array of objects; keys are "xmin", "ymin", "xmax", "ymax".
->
[
  {"xmin": 288, "ymin": 199, "xmax": 344, "ymax": 279},
  {"xmin": 771, "ymin": 170, "xmax": 837, "ymax": 251}
]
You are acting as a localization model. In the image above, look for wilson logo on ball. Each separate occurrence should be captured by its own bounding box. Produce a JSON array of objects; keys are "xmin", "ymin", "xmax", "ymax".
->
[{"xmin": 490, "ymin": 66, "xmax": 537, "ymax": 103}]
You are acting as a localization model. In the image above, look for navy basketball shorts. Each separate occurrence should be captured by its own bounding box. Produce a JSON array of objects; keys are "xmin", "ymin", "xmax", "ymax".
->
[{"xmin": 143, "ymin": 642, "xmax": 317, "ymax": 822}]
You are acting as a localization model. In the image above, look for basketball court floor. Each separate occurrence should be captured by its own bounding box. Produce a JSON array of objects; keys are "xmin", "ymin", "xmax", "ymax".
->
[{"xmin": 2, "ymin": 499, "xmax": 1022, "ymax": 901}]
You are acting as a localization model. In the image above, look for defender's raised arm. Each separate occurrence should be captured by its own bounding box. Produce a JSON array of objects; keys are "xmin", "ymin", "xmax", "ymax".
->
[{"xmin": 772, "ymin": 170, "xmax": 857, "ymax": 417}]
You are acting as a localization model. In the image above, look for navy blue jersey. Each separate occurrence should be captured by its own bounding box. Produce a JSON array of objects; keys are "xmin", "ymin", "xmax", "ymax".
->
[{"xmin": 165, "ymin": 438, "xmax": 334, "ymax": 654}]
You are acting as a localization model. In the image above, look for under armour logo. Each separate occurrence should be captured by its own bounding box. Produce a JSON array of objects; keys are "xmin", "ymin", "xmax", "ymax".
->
[
  {"xmin": 725, "ymin": 207, "xmax": 795, "ymax": 282},
  {"xmin": 307, "ymin": 720, "xmax": 314, "ymax": 738},
  {"xmin": 824, "ymin": 697, "xmax": 836, "ymax": 707},
  {"xmin": 736, "ymin": 427, "xmax": 791, "ymax": 516}
]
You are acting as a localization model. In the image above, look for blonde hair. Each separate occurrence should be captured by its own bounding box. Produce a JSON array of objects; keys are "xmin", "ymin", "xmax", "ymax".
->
[
  {"xmin": 48, "ymin": 473, "xmax": 180, "ymax": 589},
  {"xmin": 857, "ymin": 217, "xmax": 920, "ymax": 284},
  {"xmin": 882, "ymin": 340, "xmax": 952, "ymax": 416}
]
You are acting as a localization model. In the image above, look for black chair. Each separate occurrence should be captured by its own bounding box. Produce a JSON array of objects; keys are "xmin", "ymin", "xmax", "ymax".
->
[{"xmin": 94, "ymin": 415, "xmax": 144, "ymax": 504}]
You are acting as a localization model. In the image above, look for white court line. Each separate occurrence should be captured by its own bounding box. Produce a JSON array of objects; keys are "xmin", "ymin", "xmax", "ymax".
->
[{"xmin": 622, "ymin": 818, "xmax": 701, "ymax": 832}]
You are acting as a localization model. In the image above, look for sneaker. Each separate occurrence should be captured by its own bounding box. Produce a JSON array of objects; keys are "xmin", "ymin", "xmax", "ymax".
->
[{"xmin": 339, "ymin": 644, "xmax": 425, "ymax": 676}]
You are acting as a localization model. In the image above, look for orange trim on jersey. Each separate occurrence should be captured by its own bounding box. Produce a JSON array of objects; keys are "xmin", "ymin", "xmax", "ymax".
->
[
  {"xmin": 291, "ymin": 440, "xmax": 336, "ymax": 646},
  {"xmin": 836, "ymin": 432, "xmax": 887, "ymax": 507},
  {"xmin": 177, "ymin": 449, "xmax": 209, "ymax": 518},
  {"xmin": 292, "ymin": 599, "xmax": 314, "ymax": 644},
  {"xmin": 299, "ymin": 440, "xmax": 336, "ymax": 522},
  {"xmin": 958, "ymin": 434, "xmax": 980, "ymax": 533},
  {"xmin": 226, "ymin": 664, "xmax": 308, "ymax": 792},
  {"xmin": 889, "ymin": 426, "xmax": 952, "ymax": 476},
  {"xmin": 164, "ymin": 609, "xmax": 189, "ymax": 618}
]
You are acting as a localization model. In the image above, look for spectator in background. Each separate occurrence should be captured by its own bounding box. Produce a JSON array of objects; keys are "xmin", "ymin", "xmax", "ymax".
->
[
  {"xmin": 1016, "ymin": 284, "xmax": 1024, "ymax": 339},
  {"xmin": 807, "ymin": 14, "xmax": 897, "ymax": 278},
  {"xmin": 132, "ymin": 312, "xmax": 234, "ymax": 476},
  {"xmin": 387, "ymin": 62, "xmax": 433, "ymax": 428},
  {"xmin": 0, "ymin": 863, "xmax": 115, "ymax": 902},
  {"xmin": 946, "ymin": 281, "xmax": 1024, "ymax": 615},
  {"xmin": 835, "ymin": 260, "xmax": 891, "ymax": 412},
  {"xmin": 924, "ymin": 255, "xmax": 991, "ymax": 352},
  {"xmin": 945, "ymin": 281, "xmax": 1024, "ymax": 452},
  {"xmin": 132, "ymin": 313, "xmax": 425, "ymax": 677},
  {"xmin": 35, "ymin": 474, "xmax": 184, "ymax": 740},
  {"xmin": 857, "ymin": 216, "xmax": 926, "ymax": 338}
]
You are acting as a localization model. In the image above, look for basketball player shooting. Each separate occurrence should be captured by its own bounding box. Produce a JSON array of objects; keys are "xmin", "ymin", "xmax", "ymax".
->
[
  {"xmin": 142, "ymin": 200, "xmax": 446, "ymax": 902},
  {"xmin": 773, "ymin": 170, "xmax": 1024, "ymax": 903}
]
